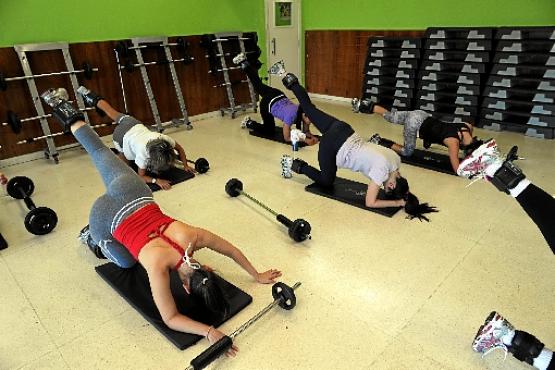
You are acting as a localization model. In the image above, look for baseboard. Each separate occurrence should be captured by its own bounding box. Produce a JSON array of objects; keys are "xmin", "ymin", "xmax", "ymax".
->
[{"xmin": 308, "ymin": 93, "xmax": 352, "ymax": 105}]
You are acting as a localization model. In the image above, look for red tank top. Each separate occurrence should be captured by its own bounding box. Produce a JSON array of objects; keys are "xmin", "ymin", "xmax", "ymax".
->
[{"xmin": 113, "ymin": 203, "xmax": 185, "ymax": 269}]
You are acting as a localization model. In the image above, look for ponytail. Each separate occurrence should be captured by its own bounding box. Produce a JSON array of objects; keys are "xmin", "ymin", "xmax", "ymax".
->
[{"xmin": 387, "ymin": 176, "xmax": 438, "ymax": 221}]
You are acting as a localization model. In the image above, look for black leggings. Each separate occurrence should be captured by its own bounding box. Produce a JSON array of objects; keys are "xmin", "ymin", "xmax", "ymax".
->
[
  {"xmin": 290, "ymin": 83, "xmax": 354, "ymax": 187},
  {"xmin": 244, "ymin": 64, "xmax": 284, "ymax": 134},
  {"xmin": 516, "ymin": 183, "xmax": 555, "ymax": 254}
]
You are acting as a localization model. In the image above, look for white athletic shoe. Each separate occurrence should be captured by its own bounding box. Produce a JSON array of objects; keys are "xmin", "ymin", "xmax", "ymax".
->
[
  {"xmin": 281, "ymin": 154, "xmax": 293, "ymax": 178},
  {"xmin": 233, "ymin": 53, "xmax": 246, "ymax": 65},
  {"xmin": 268, "ymin": 60, "xmax": 286, "ymax": 76},
  {"xmin": 457, "ymin": 139, "xmax": 503, "ymax": 179},
  {"xmin": 472, "ymin": 311, "xmax": 515, "ymax": 358},
  {"xmin": 40, "ymin": 88, "xmax": 69, "ymax": 107},
  {"xmin": 241, "ymin": 116, "xmax": 251, "ymax": 129},
  {"xmin": 369, "ymin": 133, "xmax": 381, "ymax": 144},
  {"xmin": 351, "ymin": 98, "xmax": 361, "ymax": 113}
]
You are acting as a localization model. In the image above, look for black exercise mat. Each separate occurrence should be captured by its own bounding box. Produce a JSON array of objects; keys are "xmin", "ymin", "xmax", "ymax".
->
[
  {"xmin": 95, "ymin": 263, "xmax": 252, "ymax": 350},
  {"xmin": 109, "ymin": 148, "xmax": 195, "ymax": 191},
  {"xmin": 249, "ymin": 127, "xmax": 319, "ymax": 148},
  {"xmin": 305, "ymin": 177, "xmax": 401, "ymax": 217},
  {"xmin": 400, "ymin": 149, "xmax": 457, "ymax": 176}
]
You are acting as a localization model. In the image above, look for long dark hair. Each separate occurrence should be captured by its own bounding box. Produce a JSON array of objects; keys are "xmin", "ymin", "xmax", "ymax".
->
[
  {"xmin": 388, "ymin": 176, "xmax": 438, "ymax": 222},
  {"xmin": 146, "ymin": 138, "xmax": 177, "ymax": 174},
  {"xmin": 190, "ymin": 269, "xmax": 230, "ymax": 321}
]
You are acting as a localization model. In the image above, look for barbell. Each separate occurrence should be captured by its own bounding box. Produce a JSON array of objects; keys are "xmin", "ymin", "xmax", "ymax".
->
[
  {"xmin": 119, "ymin": 57, "xmax": 194, "ymax": 73},
  {"xmin": 6, "ymin": 176, "xmax": 58, "ymax": 235},
  {"xmin": 213, "ymin": 79, "xmax": 249, "ymax": 88},
  {"xmin": 185, "ymin": 281, "xmax": 300, "ymax": 370},
  {"xmin": 115, "ymin": 38, "xmax": 190, "ymax": 58},
  {"xmin": 0, "ymin": 62, "xmax": 97, "ymax": 91},
  {"xmin": 225, "ymin": 178, "xmax": 311, "ymax": 242},
  {"xmin": 14, "ymin": 121, "xmax": 115, "ymax": 145},
  {"xmin": 3, "ymin": 107, "xmax": 95, "ymax": 134}
]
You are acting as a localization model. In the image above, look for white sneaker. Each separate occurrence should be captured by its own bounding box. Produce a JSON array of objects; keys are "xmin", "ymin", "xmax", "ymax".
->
[
  {"xmin": 369, "ymin": 133, "xmax": 381, "ymax": 144},
  {"xmin": 233, "ymin": 53, "xmax": 246, "ymax": 65},
  {"xmin": 241, "ymin": 116, "xmax": 251, "ymax": 129},
  {"xmin": 457, "ymin": 139, "xmax": 503, "ymax": 179},
  {"xmin": 472, "ymin": 311, "xmax": 515, "ymax": 358},
  {"xmin": 40, "ymin": 88, "xmax": 69, "ymax": 107},
  {"xmin": 281, "ymin": 155, "xmax": 293, "ymax": 178},
  {"xmin": 351, "ymin": 98, "xmax": 361, "ymax": 112},
  {"xmin": 268, "ymin": 60, "xmax": 286, "ymax": 76}
]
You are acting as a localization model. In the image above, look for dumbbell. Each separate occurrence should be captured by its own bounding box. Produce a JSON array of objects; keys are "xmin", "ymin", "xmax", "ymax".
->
[
  {"xmin": 186, "ymin": 157, "xmax": 210, "ymax": 174},
  {"xmin": 6, "ymin": 176, "xmax": 58, "ymax": 235},
  {"xmin": 185, "ymin": 281, "xmax": 301, "ymax": 370},
  {"xmin": 225, "ymin": 178, "xmax": 311, "ymax": 242}
]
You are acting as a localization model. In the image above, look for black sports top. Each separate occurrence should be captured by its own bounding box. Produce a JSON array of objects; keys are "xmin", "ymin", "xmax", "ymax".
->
[{"xmin": 418, "ymin": 117, "xmax": 470, "ymax": 148}]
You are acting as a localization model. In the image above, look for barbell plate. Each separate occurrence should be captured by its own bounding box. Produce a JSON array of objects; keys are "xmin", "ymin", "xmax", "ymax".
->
[
  {"xmin": 271, "ymin": 282, "xmax": 297, "ymax": 310},
  {"xmin": 6, "ymin": 176, "xmax": 34, "ymax": 199},
  {"xmin": 0, "ymin": 72, "xmax": 6, "ymax": 91},
  {"xmin": 24, "ymin": 207, "xmax": 58, "ymax": 235},
  {"xmin": 225, "ymin": 178, "xmax": 243, "ymax": 197},
  {"xmin": 82, "ymin": 62, "xmax": 93, "ymax": 79},
  {"xmin": 195, "ymin": 158, "xmax": 210, "ymax": 173},
  {"xmin": 115, "ymin": 41, "xmax": 130, "ymax": 57},
  {"xmin": 289, "ymin": 219, "xmax": 312, "ymax": 242},
  {"xmin": 7, "ymin": 110, "xmax": 22, "ymax": 134}
]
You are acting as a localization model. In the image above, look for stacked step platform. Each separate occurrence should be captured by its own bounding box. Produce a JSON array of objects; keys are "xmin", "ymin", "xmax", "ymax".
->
[
  {"xmin": 416, "ymin": 27, "xmax": 494, "ymax": 124},
  {"xmin": 480, "ymin": 27, "xmax": 555, "ymax": 139},
  {"xmin": 361, "ymin": 37, "xmax": 421, "ymax": 110}
]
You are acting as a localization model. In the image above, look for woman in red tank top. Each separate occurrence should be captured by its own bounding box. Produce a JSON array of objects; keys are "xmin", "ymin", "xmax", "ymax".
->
[{"xmin": 41, "ymin": 88, "xmax": 282, "ymax": 358}]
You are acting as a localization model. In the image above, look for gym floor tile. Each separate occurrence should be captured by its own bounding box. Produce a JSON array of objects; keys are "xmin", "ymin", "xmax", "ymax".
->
[{"xmin": 1, "ymin": 98, "xmax": 553, "ymax": 369}]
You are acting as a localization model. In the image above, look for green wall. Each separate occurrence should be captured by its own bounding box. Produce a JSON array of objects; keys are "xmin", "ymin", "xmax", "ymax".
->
[
  {"xmin": 0, "ymin": 0, "xmax": 265, "ymax": 48},
  {"xmin": 302, "ymin": 0, "xmax": 555, "ymax": 29}
]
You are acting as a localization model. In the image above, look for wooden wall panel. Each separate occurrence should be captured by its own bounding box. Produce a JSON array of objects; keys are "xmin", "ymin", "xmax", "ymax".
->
[
  {"xmin": 0, "ymin": 35, "xmax": 253, "ymax": 161},
  {"xmin": 305, "ymin": 30, "xmax": 425, "ymax": 98}
]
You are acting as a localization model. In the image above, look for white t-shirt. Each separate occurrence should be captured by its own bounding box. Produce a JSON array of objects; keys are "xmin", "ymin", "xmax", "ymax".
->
[
  {"xmin": 121, "ymin": 125, "xmax": 176, "ymax": 169},
  {"xmin": 336, "ymin": 133, "xmax": 400, "ymax": 185}
]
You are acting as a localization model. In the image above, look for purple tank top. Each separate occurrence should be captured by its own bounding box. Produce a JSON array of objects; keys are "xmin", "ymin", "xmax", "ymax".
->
[{"xmin": 270, "ymin": 96, "xmax": 299, "ymax": 126}]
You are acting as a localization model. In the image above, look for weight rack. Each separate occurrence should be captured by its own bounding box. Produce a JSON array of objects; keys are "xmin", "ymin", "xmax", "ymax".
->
[
  {"xmin": 208, "ymin": 32, "xmax": 258, "ymax": 119},
  {"xmin": 129, "ymin": 36, "xmax": 192, "ymax": 132},
  {"xmin": 13, "ymin": 42, "xmax": 93, "ymax": 164}
]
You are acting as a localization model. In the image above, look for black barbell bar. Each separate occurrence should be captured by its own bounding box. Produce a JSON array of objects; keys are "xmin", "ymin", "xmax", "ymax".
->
[
  {"xmin": 225, "ymin": 178, "xmax": 311, "ymax": 242},
  {"xmin": 213, "ymin": 79, "xmax": 249, "ymax": 88},
  {"xmin": 185, "ymin": 281, "xmax": 301, "ymax": 370},
  {"xmin": 0, "ymin": 62, "xmax": 97, "ymax": 91},
  {"xmin": 6, "ymin": 176, "xmax": 58, "ymax": 235},
  {"xmin": 3, "ymin": 106, "xmax": 96, "ymax": 134}
]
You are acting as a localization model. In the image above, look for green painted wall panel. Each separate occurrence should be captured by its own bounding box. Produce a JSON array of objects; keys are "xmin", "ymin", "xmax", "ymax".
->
[
  {"xmin": 302, "ymin": 0, "xmax": 555, "ymax": 29},
  {"xmin": 0, "ymin": 0, "xmax": 265, "ymax": 47}
]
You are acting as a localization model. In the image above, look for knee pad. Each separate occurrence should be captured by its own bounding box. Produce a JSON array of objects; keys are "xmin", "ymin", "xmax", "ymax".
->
[
  {"xmin": 491, "ymin": 160, "xmax": 526, "ymax": 194},
  {"xmin": 510, "ymin": 330, "xmax": 544, "ymax": 365}
]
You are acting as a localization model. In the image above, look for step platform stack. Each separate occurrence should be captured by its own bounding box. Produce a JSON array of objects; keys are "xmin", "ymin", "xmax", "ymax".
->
[
  {"xmin": 361, "ymin": 37, "xmax": 421, "ymax": 110},
  {"xmin": 480, "ymin": 27, "xmax": 555, "ymax": 139},
  {"xmin": 417, "ymin": 27, "xmax": 494, "ymax": 124}
]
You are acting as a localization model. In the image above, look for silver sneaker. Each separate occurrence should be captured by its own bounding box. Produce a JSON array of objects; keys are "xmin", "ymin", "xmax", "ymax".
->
[
  {"xmin": 233, "ymin": 53, "xmax": 246, "ymax": 65},
  {"xmin": 268, "ymin": 60, "xmax": 286, "ymax": 76},
  {"xmin": 281, "ymin": 154, "xmax": 293, "ymax": 178},
  {"xmin": 40, "ymin": 88, "xmax": 69, "ymax": 107},
  {"xmin": 351, "ymin": 98, "xmax": 361, "ymax": 113},
  {"xmin": 241, "ymin": 116, "xmax": 251, "ymax": 129}
]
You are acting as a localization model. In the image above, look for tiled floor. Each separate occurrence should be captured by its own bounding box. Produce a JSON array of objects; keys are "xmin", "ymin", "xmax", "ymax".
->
[{"xmin": 1, "ymin": 98, "xmax": 554, "ymax": 369}]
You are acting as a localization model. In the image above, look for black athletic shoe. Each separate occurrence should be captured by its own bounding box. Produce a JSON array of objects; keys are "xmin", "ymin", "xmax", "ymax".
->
[
  {"xmin": 291, "ymin": 158, "xmax": 307, "ymax": 174},
  {"xmin": 282, "ymin": 73, "xmax": 299, "ymax": 90},
  {"xmin": 40, "ymin": 88, "xmax": 85, "ymax": 132},
  {"xmin": 77, "ymin": 86, "xmax": 106, "ymax": 116},
  {"xmin": 358, "ymin": 99, "xmax": 375, "ymax": 114}
]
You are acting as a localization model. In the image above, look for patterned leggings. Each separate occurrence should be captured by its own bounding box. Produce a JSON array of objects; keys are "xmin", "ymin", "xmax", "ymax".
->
[{"xmin": 383, "ymin": 110, "xmax": 431, "ymax": 156}]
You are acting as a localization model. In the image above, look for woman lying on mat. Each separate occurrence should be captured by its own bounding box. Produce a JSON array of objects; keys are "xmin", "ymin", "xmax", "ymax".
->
[
  {"xmin": 353, "ymin": 99, "xmax": 483, "ymax": 174},
  {"xmin": 41, "ymin": 88, "xmax": 281, "ymax": 357},
  {"xmin": 270, "ymin": 62, "xmax": 436, "ymax": 221},
  {"xmin": 233, "ymin": 53, "xmax": 319, "ymax": 146},
  {"xmin": 77, "ymin": 86, "xmax": 194, "ymax": 190}
]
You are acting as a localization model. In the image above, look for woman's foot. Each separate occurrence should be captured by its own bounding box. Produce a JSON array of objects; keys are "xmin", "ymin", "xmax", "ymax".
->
[
  {"xmin": 472, "ymin": 311, "xmax": 515, "ymax": 356},
  {"xmin": 40, "ymin": 88, "xmax": 85, "ymax": 132},
  {"xmin": 77, "ymin": 86, "xmax": 102, "ymax": 108},
  {"xmin": 268, "ymin": 60, "xmax": 286, "ymax": 76}
]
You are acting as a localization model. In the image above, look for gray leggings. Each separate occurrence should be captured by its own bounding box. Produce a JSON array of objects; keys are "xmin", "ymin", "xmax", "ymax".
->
[
  {"xmin": 74, "ymin": 124, "xmax": 154, "ymax": 268},
  {"xmin": 383, "ymin": 110, "xmax": 430, "ymax": 156}
]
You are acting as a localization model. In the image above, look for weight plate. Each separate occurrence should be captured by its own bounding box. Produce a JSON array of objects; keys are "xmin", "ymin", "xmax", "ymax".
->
[
  {"xmin": 225, "ymin": 178, "xmax": 243, "ymax": 197},
  {"xmin": 7, "ymin": 110, "xmax": 22, "ymax": 134},
  {"xmin": 6, "ymin": 176, "xmax": 34, "ymax": 199},
  {"xmin": 272, "ymin": 282, "xmax": 296, "ymax": 310},
  {"xmin": 24, "ymin": 207, "xmax": 58, "ymax": 235}
]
